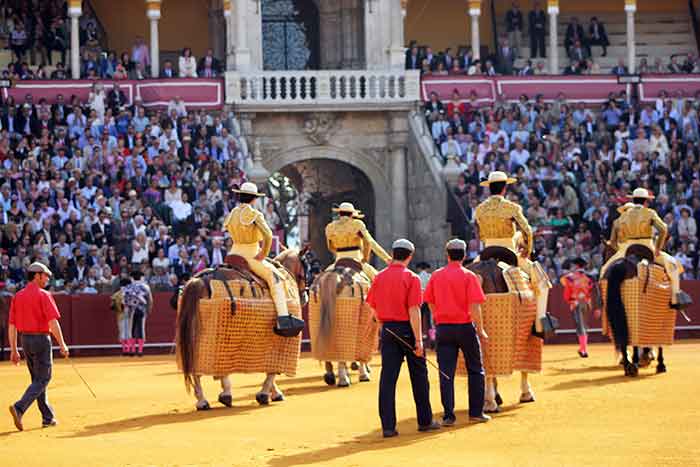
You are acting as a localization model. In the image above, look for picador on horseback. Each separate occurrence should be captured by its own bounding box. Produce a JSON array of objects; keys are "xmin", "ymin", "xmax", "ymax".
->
[
  {"xmin": 467, "ymin": 171, "xmax": 551, "ymax": 413},
  {"xmin": 600, "ymin": 188, "xmax": 692, "ymax": 376},
  {"xmin": 307, "ymin": 202, "xmax": 390, "ymax": 387}
]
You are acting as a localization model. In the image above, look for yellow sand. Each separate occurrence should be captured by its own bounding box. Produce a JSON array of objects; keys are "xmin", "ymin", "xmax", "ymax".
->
[{"xmin": 1, "ymin": 342, "xmax": 700, "ymax": 467}]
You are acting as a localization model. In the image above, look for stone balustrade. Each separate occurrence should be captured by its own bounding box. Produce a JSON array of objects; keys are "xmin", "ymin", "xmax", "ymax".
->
[{"xmin": 225, "ymin": 69, "xmax": 420, "ymax": 110}]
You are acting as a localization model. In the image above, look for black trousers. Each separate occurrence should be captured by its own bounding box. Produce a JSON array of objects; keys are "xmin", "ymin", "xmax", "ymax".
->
[
  {"xmin": 378, "ymin": 322, "xmax": 433, "ymax": 431},
  {"xmin": 436, "ymin": 323, "xmax": 485, "ymax": 418},
  {"xmin": 14, "ymin": 334, "xmax": 55, "ymax": 424},
  {"xmin": 530, "ymin": 32, "xmax": 546, "ymax": 58}
]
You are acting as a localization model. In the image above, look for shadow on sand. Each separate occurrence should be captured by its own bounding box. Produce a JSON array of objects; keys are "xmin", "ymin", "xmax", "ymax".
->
[
  {"xmin": 547, "ymin": 372, "xmax": 656, "ymax": 391},
  {"xmin": 266, "ymin": 406, "xmax": 520, "ymax": 467}
]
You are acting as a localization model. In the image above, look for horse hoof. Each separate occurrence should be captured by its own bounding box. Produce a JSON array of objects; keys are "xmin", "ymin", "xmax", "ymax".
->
[
  {"xmin": 337, "ymin": 377, "xmax": 351, "ymax": 388},
  {"xmin": 624, "ymin": 363, "xmax": 638, "ymax": 377},
  {"xmin": 256, "ymin": 392, "xmax": 270, "ymax": 405},
  {"xmin": 218, "ymin": 394, "xmax": 233, "ymax": 407},
  {"xmin": 359, "ymin": 374, "xmax": 370, "ymax": 382},
  {"xmin": 271, "ymin": 392, "xmax": 285, "ymax": 402},
  {"xmin": 656, "ymin": 364, "xmax": 667, "ymax": 374},
  {"xmin": 323, "ymin": 372, "xmax": 336, "ymax": 386},
  {"xmin": 196, "ymin": 401, "xmax": 211, "ymax": 411},
  {"xmin": 495, "ymin": 393, "xmax": 504, "ymax": 406},
  {"xmin": 350, "ymin": 362, "xmax": 360, "ymax": 371},
  {"xmin": 519, "ymin": 393, "xmax": 536, "ymax": 404},
  {"xmin": 484, "ymin": 402, "xmax": 499, "ymax": 413}
]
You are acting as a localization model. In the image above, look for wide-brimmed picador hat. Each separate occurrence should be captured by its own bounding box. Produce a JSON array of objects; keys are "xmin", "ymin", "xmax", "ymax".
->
[
  {"xmin": 333, "ymin": 202, "xmax": 361, "ymax": 215},
  {"xmin": 627, "ymin": 187, "xmax": 655, "ymax": 200},
  {"xmin": 232, "ymin": 182, "xmax": 265, "ymax": 197},
  {"xmin": 479, "ymin": 171, "xmax": 517, "ymax": 187}
]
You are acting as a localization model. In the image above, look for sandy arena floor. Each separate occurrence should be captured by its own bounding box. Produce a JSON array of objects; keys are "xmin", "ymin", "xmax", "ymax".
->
[{"xmin": 1, "ymin": 342, "xmax": 699, "ymax": 467}]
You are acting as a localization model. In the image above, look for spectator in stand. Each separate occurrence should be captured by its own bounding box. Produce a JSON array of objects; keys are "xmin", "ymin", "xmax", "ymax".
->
[
  {"xmin": 529, "ymin": 0, "xmax": 547, "ymax": 59},
  {"xmin": 611, "ymin": 58, "xmax": 628, "ymax": 76},
  {"xmin": 564, "ymin": 17, "xmax": 586, "ymax": 60},
  {"xmin": 198, "ymin": 49, "xmax": 222, "ymax": 77},
  {"xmin": 129, "ymin": 62, "xmax": 147, "ymax": 81},
  {"xmin": 160, "ymin": 59, "xmax": 176, "ymax": 78},
  {"xmin": 497, "ymin": 36, "xmax": 516, "ymax": 75},
  {"xmin": 563, "ymin": 60, "xmax": 580, "ymax": 76},
  {"xmin": 44, "ymin": 18, "xmax": 67, "ymax": 65},
  {"xmin": 10, "ymin": 21, "xmax": 28, "ymax": 62},
  {"xmin": 504, "ymin": 1, "xmax": 523, "ymax": 58},
  {"xmin": 131, "ymin": 36, "xmax": 150, "ymax": 72},
  {"xmin": 179, "ymin": 47, "xmax": 198, "ymax": 78},
  {"xmin": 569, "ymin": 40, "xmax": 589, "ymax": 64},
  {"xmin": 668, "ymin": 56, "xmax": 684, "ymax": 74},
  {"xmin": 587, "ymin": 17, "xmax": 609, "ymax": 57},
  {"xmin": 406, "ymin": 44, "xmax": 421, "ymax": 70},
  {"xmin": 682, "ymin": 53, "xmax": 698, "ymax": 73}
]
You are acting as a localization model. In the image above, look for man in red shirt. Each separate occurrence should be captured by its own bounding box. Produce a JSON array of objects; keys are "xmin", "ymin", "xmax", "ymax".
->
[
  {"xmin": 424, "ymin": 239, "xmax": 490, "ymax": 425},
  {"xmin": 561, "ymin": 257, "xmax": 600, "ymax": 358},
  {"xmin": 367, "ymin": 239, "xmax": 440, "ymax": 438},
  {"xmin": 8, "ymin": 262, "xmax": 69, "ymax": 431}
]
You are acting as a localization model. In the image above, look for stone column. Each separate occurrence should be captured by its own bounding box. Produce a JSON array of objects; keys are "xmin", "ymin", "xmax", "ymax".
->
[
  {"xmin": 391, "ymin": 145, "xmax": 408, "ymax": 238},
  {"xmin": 625, "ymin": 0, "xmax": 636, "ymax": 73},
  {"xmin": 468, "ymin": 0, "xmax": 481, "ymax": 61},
  {"xmin": 234, "ymin": 0, "xmax": 252, "ymax": 71},
  {"xmin": 223, "ymin": 0, "xmax": 234, "ymax": 70},
  {"xmin": 146, "ymin": 1, "xmax": 162, "ymax": 78},
  {"xmin": 388, "ymin": 0, "xmax": 405, "ymax": 69},
  {"xmin": 547, "ymin": 0, "xmax": 559, "ymax": 74},
  {"xmin": 68, "ymin": 0, "xmax": 82, "ymax": 79}
]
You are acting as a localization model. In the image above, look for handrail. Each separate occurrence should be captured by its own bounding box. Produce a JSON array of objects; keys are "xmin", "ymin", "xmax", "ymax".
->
[
  {"xmin": 689, "ymin": 0, "xmax": 700, "ymax": 56},
  {"xmin": 83, "ymin": 0, "xmax": 109, "ymax": 50}
]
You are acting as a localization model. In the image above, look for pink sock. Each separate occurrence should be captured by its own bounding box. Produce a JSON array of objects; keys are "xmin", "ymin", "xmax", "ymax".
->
[
  {"xmin": 578, "ymin": 335, "xmax": 588, "ymax": 353},
  {"xmin": 137, "ymin": 339, "xmax": 144, "ymax": 354},
  {"xmin": 120, "ymin": 340, "xmax": 126, "ymax": 353},
  {"xmin": 127, "ymin": 338, "xmax": 135, "ymax": 353}
]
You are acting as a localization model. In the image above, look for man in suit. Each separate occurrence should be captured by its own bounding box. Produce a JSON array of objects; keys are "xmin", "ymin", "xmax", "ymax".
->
[
  {"xmin": 505, "ymin": 1, "xmax": 523, "ymax": 58},
  {"xmin": 91, "ymin": 209, "xmax": 113, "ymax": 248},
  {"xmin": 519, "ymin": 60, "xmax": 535, "ymax": 75},
  {"xmin": 160, "ymin": 60, "xmax": 176, "ymax": 78},
  {"xmin": 405, "ymin": 45, "xmax": 421, "ymax": 70},
  {"xmin": 587, "ymin": 17, "xmax": 609, "ymax": 57},
  {"xmin": 130, "ymin": 167, "xmax": 149, "ymax": 193},
  {"xmin": 569, "ymin": 40, "xmax": 589, "ymax": 64},
  {"xmin": 564, "ymin": 17, "xmax": 586, "ymax": 56},
  {"xmin": 423, "ymin": 47, "xmax": 438, "ymax": 71},
  {"xmin": 16, "ymin": 105, "xmax": 37, "ymax": 137},
  {"xmin": 529, "ymin": 1, "xmax": 547, "ymax": 58},
  {"xmin": 563, "ymin": 60, "xmax": 580, "ymax": 75},
  {"xmin": 198, "ymin": 49, "xmax": 222, "ymax": 78},
  {"xmin": 611, "ymin": 58, "xmax": 628, "ymax": 76},
  {"xmin": 497, "ymin": 37, "xmax": 516, "ymax": 75},
  {"xmin": 108, "ymin": 83, "xmax": 128, "ymax": 114},
  {"xmin": 209, "ymin": 237, "xmax": 226, "ymax": 268},
  {"xmin": 667, "ymin": 56, "xmax": 684, "ymax": 74}
]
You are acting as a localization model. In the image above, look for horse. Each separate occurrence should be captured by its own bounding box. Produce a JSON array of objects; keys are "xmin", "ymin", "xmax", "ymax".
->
[
  {"xmin": 309, "ymin": 258, "xmax": 375, "ymax": 387},
  {"xmin": 601, "ymin": 244, "xmax": 670, "ymax": 377},
  {"xmin": 176, "ymin": 248, "xmax": 307, "ymax": 410},
  {"xmin": 464, "ymin": 246, "xmax": 542, "ymax": 413}
]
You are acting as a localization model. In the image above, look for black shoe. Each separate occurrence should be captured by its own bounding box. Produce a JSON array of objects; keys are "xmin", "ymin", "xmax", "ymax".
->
[
  {"xmin": 218, "ymin": 393, "xmax": 233, "ymax": 407},
  {"xmin": 383, "ymin": 429, "xmax": 399, "ymax": 438},
  {"xmin": 9, "ymin": 405, "xmax": 23, "ymax": 431},
  {"xmin": 578, "ymin": 351, "xmax": 589, "ymax": 358},
  {"xmin": 274, "ymin": 315, "xmax": 305, "ymax": 337},
  {"xmin": 469, "ymin": 414, "xmax": 491, "ymax": 423},
  {"xmin": 418, "ymin": 420, "xmax": 441, "ymax": 432},
  {"xmin": 442, "ymin": 416, "xmax": 456, "ymax": 426},
  {"xmin": 42, "ymin": 419, "xmax": 58, "ymax": 428}
]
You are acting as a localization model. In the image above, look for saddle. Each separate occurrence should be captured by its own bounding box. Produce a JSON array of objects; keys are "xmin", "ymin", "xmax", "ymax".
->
[
  {"xmin": 334, "ymin": 258, "xmax": 364, "ymax": 274},
  {"xmin": 603, "ymin": 244, "xmax": 656, "ymax": 281},
  {"xmin": 481, "ymin": 246, "xmax": 519, "ymax": 267},
  {"xmin": 625, "ymin": 244, "xmax": 654, "ymax": 263}
]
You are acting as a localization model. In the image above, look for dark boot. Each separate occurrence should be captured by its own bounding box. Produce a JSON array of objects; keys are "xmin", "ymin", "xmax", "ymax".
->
[
  {"xmin": 274, "ymin": 315, "xmax": 305, "ymax": 337},
  {"xmin": 671, "ymin": 291, "xmax": 693, "ymax": 310}
]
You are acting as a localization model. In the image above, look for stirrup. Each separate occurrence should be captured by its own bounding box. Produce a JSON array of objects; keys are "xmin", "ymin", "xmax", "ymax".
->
[{"xmin": 274, "ymin": 315, "xmax": 305, "ymax": 337}]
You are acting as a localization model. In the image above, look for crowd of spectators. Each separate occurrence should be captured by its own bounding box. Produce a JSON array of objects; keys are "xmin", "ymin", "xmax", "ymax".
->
[
  {"xmin": 427, "ymin": 87, "xmax": 700, "ymax": 282},
  {"xmin": 0, "ymin": 87, "xmax": 260, "ymax": 296}
]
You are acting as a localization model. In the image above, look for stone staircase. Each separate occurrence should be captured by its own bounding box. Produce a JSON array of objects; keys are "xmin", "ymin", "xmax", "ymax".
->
[{"xmin": 499, "ymin": 12, "xmax": 697, "ymax": 72}]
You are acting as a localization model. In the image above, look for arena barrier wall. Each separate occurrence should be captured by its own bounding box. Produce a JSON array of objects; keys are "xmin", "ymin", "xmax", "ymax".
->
[
  {"xmin": 1, "ymin": 284, "xmax": 698, "ymax": 356},
  {"xmin": 2, "ymin": 78, "xmax": 224, "ymax": 109}
]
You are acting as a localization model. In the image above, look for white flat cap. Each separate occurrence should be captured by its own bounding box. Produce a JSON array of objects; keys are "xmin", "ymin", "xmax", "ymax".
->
[
  {"xmin": 446, "ymin": 238, "xmax": 467, "ymax": 250},
  {"xmin": 27, "ymin": 262, "xmax": 52, "ymax": 277},
  {"xmin": 392, "ymin": 238, "xmax": 415, "ymax": 252}
]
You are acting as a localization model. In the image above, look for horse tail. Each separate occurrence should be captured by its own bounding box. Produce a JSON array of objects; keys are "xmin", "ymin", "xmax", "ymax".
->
[
  {"xmin": 176, "ymin": 277, "xmax": 208, "ymax": 393},
  {"xmin": 317, "ymin": 271, "xmax": 339, "ymax": 355},
  {"xmin": 605, "ymin": 260, "xmax": 630, "ymax": 348}
]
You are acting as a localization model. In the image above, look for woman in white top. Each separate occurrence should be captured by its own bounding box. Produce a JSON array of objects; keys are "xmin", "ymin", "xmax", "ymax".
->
[
  {"xmin": 152, "ymin": 248, "xmax": 171, "ymax": 270},
  {"xmin": 88, "ymin": 82, "xmax": 107, "ymax": 124},
  {"xmin": 648, "ymin": 125, "xmax": 670, "ymax": 159},
  {"xmin": 164, "ymin": 178, "xmax": 183, "ymax": 206},
  {"xmin": 178, "ymin": 48, "xmax": 198, "ymax": 78}
]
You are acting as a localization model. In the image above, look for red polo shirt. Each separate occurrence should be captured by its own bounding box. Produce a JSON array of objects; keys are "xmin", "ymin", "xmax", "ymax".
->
[
  {"xmin": 423, "ymin": 262, "xmax": 485, "ymax": 325},
  {"xmin": 366, "ymin": 263, "xmax": 422, "ymax": 322},
  {"xmin": 8, "ymin": 282, "xmax": 61, "ymax": 333}
]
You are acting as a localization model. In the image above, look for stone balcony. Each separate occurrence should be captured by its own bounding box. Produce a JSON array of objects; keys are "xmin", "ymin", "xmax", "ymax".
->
[{"xmin": 225, "ymin": 69, "xmax": 421, "ymax": 112}]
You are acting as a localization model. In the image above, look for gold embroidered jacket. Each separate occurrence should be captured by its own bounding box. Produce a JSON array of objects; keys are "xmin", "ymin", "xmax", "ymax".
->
[
  {"xmin": 224, "ymin": 204, "xmax": 273, "ymax": 257},
  {"xmin": 609, "ymin": 205, "xmax": 667, "ymax": 252},
  {"xmin": 325, "ymin": 217, "xmax": 391, "ymax": 264},
  {"xmin": 475, "ymin": 195, "xmax": 533, "ymax": 257}
]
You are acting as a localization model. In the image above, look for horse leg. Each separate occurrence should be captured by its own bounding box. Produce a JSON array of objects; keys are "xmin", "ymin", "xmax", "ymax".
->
[
  {"xmin": 270, "ymin": 374, "xmax": 285, "ymax": 402},
  {"xmin": 323, "ymin": 361, "xmax": 336, "ymax": 386},
  {"xmin": 256, "ymin": 374, "xmax": 275, "ymax": 405},
  {"xmin": 494, "ymin": 378, "xmax": 503, "ymax": 406},
  {"xmin": 519, "ymin": 371, "xmax": 535, "ymax": 403},
  {"xmin": 656, "ymin": 347, "xmax": 667, "ymax": 373},
  {"xmin": 194, "ymin": 375, "xmax": 210, "ymax": 411},
  {"xmin": 484, "ymin": 377, "xmax": 499, "ymax": 413},
  {"xmin": 358, "ymin": 362, "xmax": 370, "ymax": 382},
  {"xmin": 639, "ymin": 346, "xmax": 655, "ymax": 368},
  {"xmin": 350, "ymin": 361, "xmax": 360, "ymax": 371},
  {"xmin": 337, "ymin": 361, "xmax": 351, "ymax": 387},
  {"xmin": 621, "ymin": 345, "xmax": 638, "ymax": 377},
  {"xmin": 217, "ymin": 375, "xmax": 233, "ymax": 407}
]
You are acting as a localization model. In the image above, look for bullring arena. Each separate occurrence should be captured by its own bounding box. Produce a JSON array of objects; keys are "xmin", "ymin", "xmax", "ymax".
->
[{"xmin": 2, "ymin": 342, "xmax": 700, "ymax": 466}]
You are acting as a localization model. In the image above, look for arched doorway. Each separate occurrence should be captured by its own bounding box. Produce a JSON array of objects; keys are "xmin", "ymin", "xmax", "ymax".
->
[
  {"xmin": 268, "ymin": 158, "xmax": 375, "ymax": 267},
  {"xmin": 262, "ymin": 0, "xmax": 320, "ymax": 70}
]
